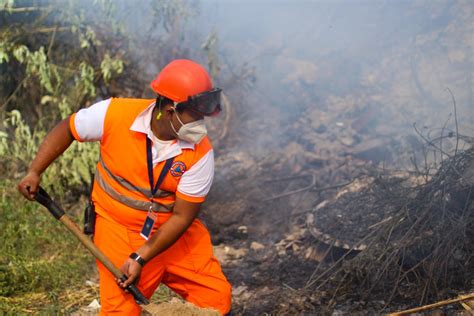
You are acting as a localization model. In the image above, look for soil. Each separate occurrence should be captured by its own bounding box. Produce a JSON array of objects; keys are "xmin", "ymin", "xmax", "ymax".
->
[
  {"xmin": 202, "ymin": 144, "xmax": 474, "ymax": 314},
  {"xmin": 199, "ymin": 90, "xmax": 474, "ymax": 314}
]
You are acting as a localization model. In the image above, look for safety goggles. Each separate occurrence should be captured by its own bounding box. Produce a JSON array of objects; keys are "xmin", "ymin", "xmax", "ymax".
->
[{"xmin": 176, "ymin": 88, "xmax": 222, "ymax": 116}]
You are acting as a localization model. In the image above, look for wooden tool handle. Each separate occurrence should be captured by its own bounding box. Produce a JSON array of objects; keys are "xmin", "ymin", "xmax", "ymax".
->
[{"xmin": 35, "ymin": 186, "xmax": 149, "ymax": 305}]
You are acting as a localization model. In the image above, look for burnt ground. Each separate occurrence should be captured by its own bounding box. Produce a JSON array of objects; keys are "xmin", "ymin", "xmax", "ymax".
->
[
  {"xmin": 202, "ymin": 148, "xmax": 373, "ymax": 314},
  {"xmin": 202, "ymin": 99, "xmax": 474, "ymax": 314},
  {"xmin": 203, "ymin": 144, "xmax": 474, "ymax": 314}
]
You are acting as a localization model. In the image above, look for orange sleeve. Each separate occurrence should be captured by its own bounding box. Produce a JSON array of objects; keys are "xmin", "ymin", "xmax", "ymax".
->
[
  {"xmin": 68, "ymin": 113, "xmax": 83, "ymax": 142},
  {"xmin": 176, "ymin": 190, "xmax": 206, "ymax": 203}
]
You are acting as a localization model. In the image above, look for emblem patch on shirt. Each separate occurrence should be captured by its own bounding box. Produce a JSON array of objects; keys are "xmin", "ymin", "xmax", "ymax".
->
[{"xmin": 170, "ymin": 161, "xmax": 186, "ymax": 177}]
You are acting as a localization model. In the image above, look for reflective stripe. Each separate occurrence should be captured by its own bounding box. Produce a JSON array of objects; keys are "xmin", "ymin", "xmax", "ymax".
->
[
  {"xmin": 96, "ymin": 159, "xmax": 174, "ymax": 212},
  {"xmin": 99, "ymin": 159, "xmax": 173, "ymax": 199}
]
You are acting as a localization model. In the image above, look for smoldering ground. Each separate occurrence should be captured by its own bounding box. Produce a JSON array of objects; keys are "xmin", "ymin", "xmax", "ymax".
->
[{"xmin": 197, "ymin": 0, "xmax": 474, "ymax": 314}]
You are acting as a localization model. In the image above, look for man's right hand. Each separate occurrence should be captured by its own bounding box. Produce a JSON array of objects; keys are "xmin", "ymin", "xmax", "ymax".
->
[{"xmin": 18, "ymin": 171, "xmax": 40, "ymax": 200}]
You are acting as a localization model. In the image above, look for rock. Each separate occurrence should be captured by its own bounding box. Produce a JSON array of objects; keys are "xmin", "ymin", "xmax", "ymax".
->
[
  {"xmin": 85, "ymin": 280, "xmax": 98, "ymax": 287},
  {"xmin": 213, "ymin": 245, "xmax": 248, "ymax": 263},
  {"xmin": 71, "ymin": 299, "xmax": 100, "ymax": 316},
  {"xmin": 233, "ymin": 285, "xmax": 248, "ymax": 296},
  {"xmin": 85, "ymin": 299, "xmax": 101, "ymax": 311},
  {"xmin": 339, "ymin": 136, "xmax": 355, "ymax": 146},
  {"xmin": 250, "ymin": 241, "xmax": 265, "ymax": 251},
  {"xmin": 238, "ymin": 225, "xmax": 248, "ymax": 234}
]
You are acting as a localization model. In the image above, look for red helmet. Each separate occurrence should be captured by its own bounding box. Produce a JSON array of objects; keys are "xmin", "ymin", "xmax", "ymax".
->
[{"xmin": 150, "ymin": 59, "xmax": 221, "ymax": 115}]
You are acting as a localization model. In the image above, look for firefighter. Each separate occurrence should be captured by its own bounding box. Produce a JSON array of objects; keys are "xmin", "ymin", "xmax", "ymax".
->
[{"xmin": 18, "ymin": 59, "xmax": 232, "ymax": 315}]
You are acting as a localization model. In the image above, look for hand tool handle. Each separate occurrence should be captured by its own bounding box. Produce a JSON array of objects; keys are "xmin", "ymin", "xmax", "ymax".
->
[
  {"xmin": 35, "ymin": 187, "xmax": 65, "ymax": 219},
  {"xmin": 34, "ymin": 186, "xmax": 149, "ymax": 305}
]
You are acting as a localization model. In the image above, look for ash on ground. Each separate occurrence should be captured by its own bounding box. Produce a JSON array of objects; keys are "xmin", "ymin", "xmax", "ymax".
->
[{"xmin": 203, "ymin": 111, "xmax": 474, "ymax": 314}]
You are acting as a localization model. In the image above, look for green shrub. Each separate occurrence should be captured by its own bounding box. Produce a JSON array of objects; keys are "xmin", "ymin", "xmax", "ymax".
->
[{"xmin": 0, "ymin": 179, "xmax": 95, "ymax": 312}]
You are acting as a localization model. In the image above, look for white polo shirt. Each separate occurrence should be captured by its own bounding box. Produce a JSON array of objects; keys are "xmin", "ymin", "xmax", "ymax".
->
[{"xmin": 71, "ymin": 98, "xmax": 214, "ymax": 199}]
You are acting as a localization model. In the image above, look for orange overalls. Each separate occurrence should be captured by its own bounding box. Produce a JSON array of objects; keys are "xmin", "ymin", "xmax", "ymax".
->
[{"xmin": 69, "ymin": 98, "xmax": 231, "ymax": 315}]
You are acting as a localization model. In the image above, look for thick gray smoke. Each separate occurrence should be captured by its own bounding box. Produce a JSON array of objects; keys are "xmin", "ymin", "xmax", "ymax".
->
[
  {"xmin": 78, "ymin": 0, "xmax": 472, "ymax": 165},
  {"xmin": 196, "ymin": 0, "xmax": 472, "ymax": 151}
]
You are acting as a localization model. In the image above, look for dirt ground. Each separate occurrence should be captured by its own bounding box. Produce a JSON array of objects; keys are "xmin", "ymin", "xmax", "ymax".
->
[
  {"xmin": 204, "ymin": 146, "xmax": 474, "ymax": 314},
  {"xmin": 199, "ymin": 90, "xmax": 474, "ymax": 314}
]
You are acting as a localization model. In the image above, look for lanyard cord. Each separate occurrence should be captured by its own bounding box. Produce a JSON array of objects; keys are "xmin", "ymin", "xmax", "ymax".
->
[{"xmin": 146, "ymin": 137, "xmax": 174, "ymax": 199}]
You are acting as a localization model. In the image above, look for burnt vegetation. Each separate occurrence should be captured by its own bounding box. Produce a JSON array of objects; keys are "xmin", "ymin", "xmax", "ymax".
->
[{"xmin": 205, "ymin": 129, "xmax": 474, "ymax": 314}]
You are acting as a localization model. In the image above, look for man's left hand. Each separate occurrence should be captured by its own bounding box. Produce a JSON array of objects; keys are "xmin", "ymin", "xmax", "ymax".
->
[{"xmin": 116, "ymin": 258, "xmax": 142, "ymax": 288}]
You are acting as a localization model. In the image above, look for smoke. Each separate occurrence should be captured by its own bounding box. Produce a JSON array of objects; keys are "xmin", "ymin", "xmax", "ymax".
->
[
  {"xmin": 70, "ymin": 0, "xmax": 472, "ymax": 162},
  {"xmin": 195, "ymin": 0, "xmax": 473, "ymax": 156}
]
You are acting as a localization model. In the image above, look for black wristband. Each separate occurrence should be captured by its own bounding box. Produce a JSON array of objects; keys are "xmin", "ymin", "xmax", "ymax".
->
[{"xmin": 129, "ymin": 252, "xmax": 146, "ymax": 267}]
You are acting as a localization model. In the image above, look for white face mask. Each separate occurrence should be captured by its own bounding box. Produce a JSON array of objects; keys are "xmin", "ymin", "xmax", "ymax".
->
[{"xmin": 170, "ymin": 108, "xmax": 207, "ymax": 144}]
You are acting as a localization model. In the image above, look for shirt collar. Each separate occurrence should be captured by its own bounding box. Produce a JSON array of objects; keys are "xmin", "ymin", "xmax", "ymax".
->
[{"xmin": 129, "ymin": 101, "xmax": 195, "ymax": 150}]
